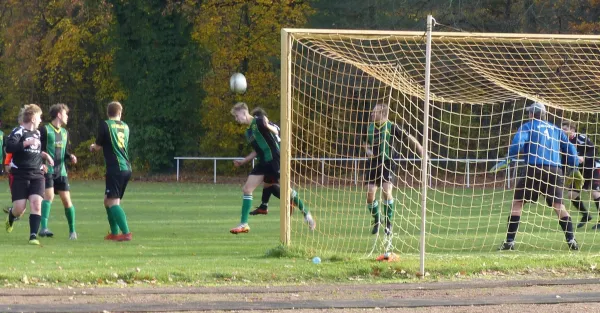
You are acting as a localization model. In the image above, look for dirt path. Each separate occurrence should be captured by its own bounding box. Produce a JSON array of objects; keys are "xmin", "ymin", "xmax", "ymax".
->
[{"xmin": 2, "ymin": 278, "xmax": 600, "ymax": 312}]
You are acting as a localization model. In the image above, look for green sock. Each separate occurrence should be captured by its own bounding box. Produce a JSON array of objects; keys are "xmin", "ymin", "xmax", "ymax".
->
[
  {"xmin": 64, "ymin": 206, "xmax": 76, "ymax": 233},
  {"xmin": 105, "ymin": 206, "xmax": 120, "ymax": 235},
  {"xmin": 291, "ymin": 189, "xmax": 308, "ymax": 215},
  {"xmin": 109, "ymin": 205, "xmax": 130, "ymax": 234},
  {"xmin": 368, "ymin": 200, "xmax": 380, "ymax": 221},
  {"xmin": 41, "ymin": 200, "xmax": 52, "ymax": 229},
  {"xmin": 241, "ymin": 194, "xmax": 252, "ymax": 224},
  {"xmin": 384, "ymin": 200, "xmax": 394, "ymax": 222}
]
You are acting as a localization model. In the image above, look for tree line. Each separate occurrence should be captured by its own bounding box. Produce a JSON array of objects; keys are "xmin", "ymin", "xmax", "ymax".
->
[{"xmin": 1, "ymin": 0, "xmax": 599, "ymax": 174}]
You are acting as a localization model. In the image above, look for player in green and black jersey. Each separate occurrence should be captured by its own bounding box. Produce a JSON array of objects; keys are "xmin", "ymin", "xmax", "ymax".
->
[
  {"xmin": 39, "ymin": 103, "xmax": 78, "ymax": 239},
  {"xmin": 229, "ymin": 102, "xmax": 315, "ymax": 234},
  {"xmin": 90, "ymin": 101, "xmax": 132, "ymax": 241},
  {"xmin": 363, "ymin": 103, "xmax": 423, "ymax": 235}
]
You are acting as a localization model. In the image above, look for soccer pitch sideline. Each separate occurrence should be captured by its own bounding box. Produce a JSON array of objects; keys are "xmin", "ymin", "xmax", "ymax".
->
[{"xmin": 0, "ymin": 180, "xmax": 598, "ymax": 286}]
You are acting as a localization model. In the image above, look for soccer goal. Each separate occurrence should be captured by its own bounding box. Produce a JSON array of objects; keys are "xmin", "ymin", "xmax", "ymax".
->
[{"xmin": 280, "ymin": 16, "xmax": 600, "ymax": 270}]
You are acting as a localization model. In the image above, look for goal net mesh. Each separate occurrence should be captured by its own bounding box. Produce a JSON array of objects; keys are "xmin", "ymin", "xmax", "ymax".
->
[{"xmin": 285, "ymin": 30, "xmax": 600, "ymax": 257}]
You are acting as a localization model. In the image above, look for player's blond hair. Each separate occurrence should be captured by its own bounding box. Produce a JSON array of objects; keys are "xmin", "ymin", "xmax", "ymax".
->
[
  {"xmin": 21, "ymin": 104, "xmax": 42, "ymax": 123},
  {"xmin": 107, "ymin": 101, "xmax": 122, "ymax": 118},
  {"xmin": 373, "ymin": 103, "xmax": 390, "ymax": 120},
  {"xmin": 561, "ymin": 119, "xmax": 577, "ymax": 131},
  {"xmin": 230, "ymin": 102, "xmax": 249, "ymax": 115}
]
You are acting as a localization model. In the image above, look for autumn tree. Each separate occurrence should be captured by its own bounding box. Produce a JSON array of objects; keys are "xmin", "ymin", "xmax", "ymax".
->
[
  {"xmin": 192, "ymin": 0, "xmax": 313, "ymax": 159},
  {"xmin": 0, "ymin": 0, "xmax": 120, "ymax": 143},
  {"xmin": 109, "ymin": 0, "xmax": 207, "ymax": 171}
]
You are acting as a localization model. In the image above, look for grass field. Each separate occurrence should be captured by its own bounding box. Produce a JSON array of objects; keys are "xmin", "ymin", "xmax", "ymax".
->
[{"xmin": 1, "ymin": 180, "xmax": 599, "ymax": 287}]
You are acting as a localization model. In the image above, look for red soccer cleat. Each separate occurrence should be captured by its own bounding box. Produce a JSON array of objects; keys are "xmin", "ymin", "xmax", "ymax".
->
[
  {"xmin": 104, "ymin": 233, "xmax": 119, "ymax": 241},
  {"xmin": 230, "ymin": 224, "xmax": 250, "ymax": 234},
  {"xmin": 115, "ymin": 233, "xmax": 132, "ymax": 241}
]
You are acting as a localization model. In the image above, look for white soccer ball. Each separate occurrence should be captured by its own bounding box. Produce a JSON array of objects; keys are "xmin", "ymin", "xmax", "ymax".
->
[{"xmin": 230, "ymin": 73, "xmax": 247, "ymax": 94}]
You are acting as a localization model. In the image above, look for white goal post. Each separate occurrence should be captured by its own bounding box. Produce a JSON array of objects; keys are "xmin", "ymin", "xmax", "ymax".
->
[{"xmin": 280, "ymin": 15, "xmax": 600, "ymax": 272}]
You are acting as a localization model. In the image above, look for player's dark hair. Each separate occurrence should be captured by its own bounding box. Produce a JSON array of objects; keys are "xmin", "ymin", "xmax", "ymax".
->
[
  {"xmin": 250, "ymin": 107, "xmax": 267, "ymax": 117},
  {"xmin": 107, "ymin": 101, "xmax": 122, "ymax": 118},
  {"xmin": 49, "ymin": 103, "xmax": 69, "ymax": 120}
]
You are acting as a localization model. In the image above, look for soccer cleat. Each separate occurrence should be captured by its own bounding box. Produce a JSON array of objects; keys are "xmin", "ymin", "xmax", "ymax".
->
[
  {"xmin": 104, "ymin": 233, "xmax": 119, "ymax": 241},
  {"xmin": 567, "ymin": 239, "xmax": 579, "ymax": 251},
  {"xmin": 304, "ymin": 213, "xmax": 316, "ymax": 231},
  {"xmin": 39, "ymin": 228, "xmax": 54, "ymax": 238},
  {"xmin": 5, "ymin": 215, "xmax": 12, "ymax": 233},
  {"xmin": 577, "ymin": 215, "xmax": 593, "ymax": 228},
  {"xmin": 591, "ymin": 223, "xmax": 600, "ymax": 230},
  {"xmin": 498, "ymin": 241, "xmax": 515, "ymax": 251},
  {"xmin": 69, "ymin": 232, "xmax": 78, "ymax": 240},
  {"xmin": 384, "ymin": 219, "xmax": 393, "ymax": 235},
  {"xmin": 230, "ymin": 223, "xmax": 250, "ymax": 234},
  {"xmin": 28, "ymin": 239, "xmax": 40, "ymax": 245},
  {"xmin": 4, "ymin": 207, "xmax": 19, "ymax": 221},
  {"xmin": 249, "ymin": 207, "xmax": 268, "ymax": 215},
  {"xmin": 115, "ymin": 233, "xmax": 132, "ymax": 241}
]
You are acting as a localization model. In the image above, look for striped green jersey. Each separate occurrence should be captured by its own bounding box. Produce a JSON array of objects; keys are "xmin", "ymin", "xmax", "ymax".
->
[
  {"xmin": 40, "ymin": 124, "xmax": 69, "ymax": 176},
  {"xmin": 366, "ymin": 121, "xmax": 408, "ymax": 161},
  {"xmin": 96, "ymin": 119, "xmax": 131, "ymax": 172},
  {"xmin": 245, "ymin": 116, "xmax": 279, "ymax": 163}
]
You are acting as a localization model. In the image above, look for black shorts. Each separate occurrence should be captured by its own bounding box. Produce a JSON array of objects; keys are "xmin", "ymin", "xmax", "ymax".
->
[
  {"xmin": 581, "ymin": 168, "xmax": 600, "ymax": 191},
  {"xmin": 45, "ymin": 174, "xmax": 70, "ymax": 193},
  {"xmin": 366, "ymin": 158, "xmax": 397, "ymax": 186},
  {"xmin": 11, "ymin": 175, "xmax": 45, "ymax": 201},
  {"xmin": 105, "ymin": 171, "xmax": 131, "ymax": 199},
  {"xmin": 514, "ymin": 164, "xmax": 564, "ymax": 205},
  {"xmin": 249, "ymin": 161, "xmax": 280, "ymax": 183}
]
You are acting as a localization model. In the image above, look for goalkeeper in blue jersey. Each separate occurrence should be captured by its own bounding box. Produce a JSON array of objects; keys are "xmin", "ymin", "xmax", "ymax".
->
[
  {"xmin": 499, "ymin": 102, "xmax": 580, "ymax": 251},
  {"xmin": 561, "ymin": 120, "xmax": 600, "ymax": 229}
]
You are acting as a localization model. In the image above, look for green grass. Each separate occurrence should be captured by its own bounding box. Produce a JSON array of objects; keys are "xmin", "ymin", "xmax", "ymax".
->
[{"xmin": 0, "ymin": 181, "xmax": 599, "ymax": 287}]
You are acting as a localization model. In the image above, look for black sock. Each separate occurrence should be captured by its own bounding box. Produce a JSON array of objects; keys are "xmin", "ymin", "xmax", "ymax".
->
[
  {"xmin": 29, "ymin": 214, "xmax": 41, "ymax": 239},
  {"xmin": 595, "ymin": 196, "xmax": 600, "ymax": 212},
  {"xmin": 572, "ymin": 196, "xmax": 588, "ymax": 215},
  {"xmin": 8, "ymin": 211, "xmax": 16, "ymax": 226},
  {"xmin": 506, "ymin": 215, "xmax": 521, "ymax": 242},
  {"xmin": 271, "ymin": 185, "xmax": 280, "ymax": 199},
  {"xmin": 559, "ymin": 216, "xmax": 574, "ymax": 241},
  {"xmin": 261, "ymin": 187, "xmax": 273, "ymax": 206}
]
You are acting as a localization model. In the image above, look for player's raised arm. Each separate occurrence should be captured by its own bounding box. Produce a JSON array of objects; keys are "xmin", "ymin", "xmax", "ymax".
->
[{"xmin": 560, "ymin": 130, "xmax": 580, "ymax": 168}]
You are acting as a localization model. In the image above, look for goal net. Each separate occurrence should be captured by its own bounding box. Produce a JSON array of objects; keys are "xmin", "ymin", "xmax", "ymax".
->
[{"xmin": 280, "ymin": 22, "xmax": 600, "ymax": 260}]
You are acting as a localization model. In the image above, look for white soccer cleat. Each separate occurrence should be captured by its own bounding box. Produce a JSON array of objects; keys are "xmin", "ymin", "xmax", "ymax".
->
[
  {"xmin": 69, "ymin": 232, "xmax": 78, "ymax": 240},
  {"xmin": 304, "ymin": 213, "xmax": 316, "ymax": 231}
]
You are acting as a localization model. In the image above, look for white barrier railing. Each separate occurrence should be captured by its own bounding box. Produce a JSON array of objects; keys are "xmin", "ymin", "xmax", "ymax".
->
[{"xmin": 174, "ymin": 157, "xmax": 518, "ymax": 187}]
